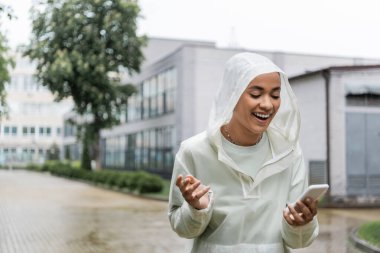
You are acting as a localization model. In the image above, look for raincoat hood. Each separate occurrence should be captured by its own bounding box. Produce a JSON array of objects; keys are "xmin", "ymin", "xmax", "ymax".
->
[{"xmin": 207, "ymin": 52, "xmax": 301, "ymax": 157}]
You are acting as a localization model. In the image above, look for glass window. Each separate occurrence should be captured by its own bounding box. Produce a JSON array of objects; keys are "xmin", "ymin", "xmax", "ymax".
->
[
  {"xmin": 149, "ymin": 129, "xmax": 156, "ymax": 169},
  {"xmin": 46, "ymin": 127, "xmax": 51, "ymax": 136},
  {"xmin": 143, "ymin": 130, "xmax": 149, "ymax": 148},
  {"xmin": 157, "ymin": 94, "xmax": 164, "ymax": 115},
  {"xmin": 39, "ymin": 127, "xmax": 44, "ymax": 135},
  {"xmin": 12, "ymin": 126, "xmax": 17, "ymax": 135},
  {"xmin": 143, "ymin": 81, "xmax": 150, "ymax": 98},
  {"xmin": 23, "ymin": 127, "xmax": 28, "ymax": 135},
  {"xmin": 57, "ymin": 127, "xmax": 61, "ymax": 136},
  {"xmin": 31, "ymin": 127, "xmax": 35, "ymax": 135},
  {"xmin": 143, "ymin": 98, "xmax": 149, "ymax": 119},
  {"xmin": 126, "ymin": 134, "xmax": 136, "ymax": 169},
  {"xmin": 150, "ymin": 96, "xmax": 157, "ymax": 117},
  {"xmin": 165, "ymin": 90, "xmax": 174, "ymax": 113},
  {"xmin": 158, "ymin": 74, "xmax": 164, "ymax": 94},
  {"xmin": 4, "ymin": 126, "xmax": 10, "ymax": 135},
  {"xmin": 346, "ymin": 93, "xmax": 380, "ymax": 107}
]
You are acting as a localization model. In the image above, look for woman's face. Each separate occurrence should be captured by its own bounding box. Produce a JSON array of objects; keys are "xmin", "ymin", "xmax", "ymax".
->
[{"xmin": 232, "ymin": 72, "xmax": 281, "ymax": 135}]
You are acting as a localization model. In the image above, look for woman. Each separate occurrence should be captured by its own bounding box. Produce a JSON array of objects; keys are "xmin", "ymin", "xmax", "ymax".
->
[{"xmin": 168, "ymin": 53, "xmax": 319, "ymax": 252}]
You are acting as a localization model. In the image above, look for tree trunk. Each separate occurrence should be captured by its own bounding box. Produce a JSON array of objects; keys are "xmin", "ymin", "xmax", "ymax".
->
[
  {"xmin": 81, "ymin": 126, "xmax": 92, "ymax": 170},
  {"xmin": 93, "ymin": 128, "xmax": 101, "ymax": 170}
]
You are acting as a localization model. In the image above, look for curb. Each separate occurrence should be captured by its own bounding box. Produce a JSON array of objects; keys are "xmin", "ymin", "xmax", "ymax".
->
[{"xmin": 350, "ymin": 229, "xmax": 380, "ymax": 253}]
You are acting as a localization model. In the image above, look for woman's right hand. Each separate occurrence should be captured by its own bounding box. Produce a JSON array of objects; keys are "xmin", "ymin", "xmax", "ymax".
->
[{"xmin": 176, "ymin": 175, "xmax": 211, "ymax": 210}]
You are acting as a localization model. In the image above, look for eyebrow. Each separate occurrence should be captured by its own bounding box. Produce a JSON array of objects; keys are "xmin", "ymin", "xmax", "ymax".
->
[{"xmin": 248, "ymin": 86, "xmax": 281, "ymax": 91}]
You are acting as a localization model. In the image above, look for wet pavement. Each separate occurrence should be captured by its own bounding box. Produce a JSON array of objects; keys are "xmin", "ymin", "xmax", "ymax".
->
[{"xmin": 1, "ymin": 169, "xmax": 379, "ymax": 253}]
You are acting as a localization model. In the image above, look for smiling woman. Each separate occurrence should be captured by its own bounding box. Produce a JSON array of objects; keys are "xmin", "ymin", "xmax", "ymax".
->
[
  {"xmin": 168, "ymin": 53, "xmax": 320, "ymax": 253},
  {"xmin": 222, "ymin": 72, "xmax": 281, "ymax": 146}
]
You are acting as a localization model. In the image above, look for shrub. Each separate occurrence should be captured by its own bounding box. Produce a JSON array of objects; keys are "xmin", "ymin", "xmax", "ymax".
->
[
  {"xmin": 105, "ymin": 171, "xmax": 121, "ymax": 187},
  {"xmin": 26, "ymin": 161, "xmax": 164, "ymax": 194},
  {"xmin": 137, "ymin": 173, "xmax": 163, "ymax": 194},
  {"xmin": 116, "ymin": 173, "xmax": 131, "ymax": 189},
  {"xmin": 26, "ymin": 163, "xmax": 41, "ymax": 171}
]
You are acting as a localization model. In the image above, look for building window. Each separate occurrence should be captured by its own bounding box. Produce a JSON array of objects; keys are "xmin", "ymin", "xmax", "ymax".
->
[
  {"xmin": 126, "ymin": 68, "xmax": 177, "ymax": 122},
  {"xmin": 23, "ymin": 127, "xmax": 28, "ymax": 136},
  {"xmin": 4, "ymin": 126, "xmax": 10, "ymax": 135},
  {"xmin": 3, "ymin": 126, "xmax": 18, "ymax": 136},
  {"xmin": 21, "ymin": 126, "xmax": 37, "ymax": 136},
  {"xmin": 101, "ymin": 125, "xmax": 176, "ymax": 177},
  {"xmin": 346, "ymin": 93, "xmax": 380, "ymax": 107},
  {"xmin": 39, "ymin": 126, "xmax": 53, "ymax": 136},
  {"xmin": 64, "ymin": 122, "xmax": 77, "ymax": 137}
]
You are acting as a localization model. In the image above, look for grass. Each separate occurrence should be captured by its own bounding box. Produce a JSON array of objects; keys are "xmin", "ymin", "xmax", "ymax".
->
[
  {"xmin": 141, "ymin": 179, "xmax": 171, "ymax": 200},
  {"xmin": 357, "ymin": 220, "xmax": 380, "ymax": 248}
]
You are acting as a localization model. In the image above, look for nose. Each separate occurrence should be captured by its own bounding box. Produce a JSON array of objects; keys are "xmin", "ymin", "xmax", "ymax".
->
[{"xmin": 259, "ymin": 95, "xmax": 273, "ymax": 111}]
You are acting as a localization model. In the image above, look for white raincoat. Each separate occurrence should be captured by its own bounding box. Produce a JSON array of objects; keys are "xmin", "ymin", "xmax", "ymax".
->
[{"xmin": 168, "ymin": 53, "xmax": 319, "ymax": 253}]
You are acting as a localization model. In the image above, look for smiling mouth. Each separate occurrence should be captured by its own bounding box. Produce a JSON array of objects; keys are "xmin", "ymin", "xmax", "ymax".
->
[{"xmin": 252, "ymin": 112, "xmax": 271, "ymax": 121}]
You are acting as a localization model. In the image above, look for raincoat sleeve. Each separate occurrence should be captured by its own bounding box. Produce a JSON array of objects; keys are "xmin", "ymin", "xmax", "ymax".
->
[
  {"xmin": 281, "ymin": 144, "xmax": 319, "ymax": 249},
  {"xmin": 168, "ymin": 144, "xmax": 215, "ymax": 239}
]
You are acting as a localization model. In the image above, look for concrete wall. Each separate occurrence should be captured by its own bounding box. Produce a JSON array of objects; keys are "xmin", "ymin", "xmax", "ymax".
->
[
  {"xmin": 281, "ymin": 53, "xmax": 380, "ymax": 78},
  {"xmin": 141, "ymin": 37, "xmax": 215, "ymax": 68},
  {"xmin": 290, "ymin": 73, "xmax": 327, "ymax": 173}
]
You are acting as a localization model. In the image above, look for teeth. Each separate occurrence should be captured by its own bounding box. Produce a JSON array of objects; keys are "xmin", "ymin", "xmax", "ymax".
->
[{"xmin": 253, "ymin": 112, "xmax": 270, "ymax": 119}]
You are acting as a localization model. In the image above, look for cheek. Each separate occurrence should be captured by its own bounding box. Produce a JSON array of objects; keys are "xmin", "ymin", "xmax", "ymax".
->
[{"xmin": 273, "ymin": 99, "xmax": 281, "ymax": 112}]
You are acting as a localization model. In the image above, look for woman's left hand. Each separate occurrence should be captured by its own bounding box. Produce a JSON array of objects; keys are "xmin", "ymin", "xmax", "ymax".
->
[{"xmin": 283, "ymin": 198, "xmax": 318, "ymax": 226}]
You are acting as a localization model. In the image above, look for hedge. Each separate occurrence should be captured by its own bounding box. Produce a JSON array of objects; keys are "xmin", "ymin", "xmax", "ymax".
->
[{"xmin": 25, "ymin": 162, "xmax": 164, "ymax": 194}]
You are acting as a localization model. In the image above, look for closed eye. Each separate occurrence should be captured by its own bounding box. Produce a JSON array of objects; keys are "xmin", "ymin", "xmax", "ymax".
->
[{"xmin": 250, "ymin": 94, "xmax": 260, "ymax": 99}]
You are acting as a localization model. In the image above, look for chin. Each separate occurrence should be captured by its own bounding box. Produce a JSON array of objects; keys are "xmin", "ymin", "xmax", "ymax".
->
[{"xmin": 249, "ymin": 125, "xmax": 268, "ymax": 135}]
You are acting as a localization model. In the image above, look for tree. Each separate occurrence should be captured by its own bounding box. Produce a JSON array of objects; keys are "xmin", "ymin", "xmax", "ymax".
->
[
  {"xmin": 24, "ymin": 0, "xmax": 146, "ymax": 169},
  {"xmin": 0, "ymin": 4, "xmax": 15, "ymax": 119}
]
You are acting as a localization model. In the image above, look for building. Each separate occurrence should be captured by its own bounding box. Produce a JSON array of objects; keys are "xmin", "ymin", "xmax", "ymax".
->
[
  {"xmin": 290, "ymin": 66, "xmax": 380, "ymax": 205},
  {"xmin": 0, "ymin": 54, "xmax": 73, "ymax": 166},
  {"xmin": 83, "ymin": 37, "xmax": 380, "ymax": 179}
]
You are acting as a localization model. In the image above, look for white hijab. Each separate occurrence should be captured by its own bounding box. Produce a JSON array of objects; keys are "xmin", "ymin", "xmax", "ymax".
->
[{"xmin": 207, "ymin": 52, "xmax": 301, "ymax": 154}]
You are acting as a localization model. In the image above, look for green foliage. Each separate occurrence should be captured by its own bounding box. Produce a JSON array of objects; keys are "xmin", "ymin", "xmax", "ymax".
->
[
  {"xmin": 25, "ymin": 162, "xmax": 164, "ymax": 194},
  {"xmin": 136, "ymin": 172, "xmax": 164, "ymax": 194},
  {"xmin": 358, "ymin": 220, "xmax": 380, "ymax": 248},
  {"xmin": 26, "ymin": 163, "xmax": 43, "ymax": 172},
  {"xmin": 24, "ymin": 0, "xmax": 146, "ymax": 167},
  {"xmin": 46, "ymin": 143, "xmax": 60, "ymax": 160},
  {"xmin": 0, "ymin": 4, "xmax": 15, "ymax": 119},
  {"xmin": 26, "ymin": 161, "xmax": 164, "ymax": 194},
  {"xmin": 26, "ymin": 161, "xmax": 165, "ymax": 194}
]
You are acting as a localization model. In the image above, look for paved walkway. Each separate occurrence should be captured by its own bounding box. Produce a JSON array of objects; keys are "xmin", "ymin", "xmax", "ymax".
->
[
  {"xmin": 0, "ymin": 169, "xmax": 188, "ymax": 253},
  {"xmin": 1, "ymin": 169, "xmax": 379, "ymax": 253}
]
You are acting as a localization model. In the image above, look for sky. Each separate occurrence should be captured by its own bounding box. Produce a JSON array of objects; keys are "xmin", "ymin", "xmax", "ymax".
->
[{"xmin": 2, "ymin": 0, "xmax": 380, "ymax": 59}]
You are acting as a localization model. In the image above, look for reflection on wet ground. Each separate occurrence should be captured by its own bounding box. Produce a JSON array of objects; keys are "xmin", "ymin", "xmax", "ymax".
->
[
  {"xmin": 290, "ymin": 208, "xmax": 380, "ymax": 253},
  {"xmin": 0, "ymin": 170, "xmax": 379, "ymax": 253}
]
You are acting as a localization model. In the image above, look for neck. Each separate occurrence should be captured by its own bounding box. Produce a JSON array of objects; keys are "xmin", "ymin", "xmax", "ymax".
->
[{"xmin": 222, "ymin": 120, "xmax": 262, "ymax": 146}]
